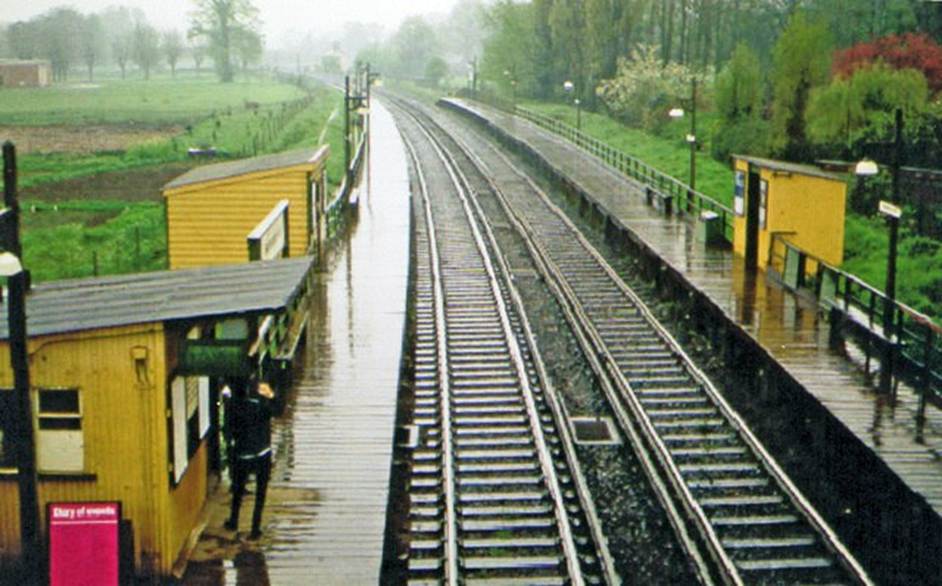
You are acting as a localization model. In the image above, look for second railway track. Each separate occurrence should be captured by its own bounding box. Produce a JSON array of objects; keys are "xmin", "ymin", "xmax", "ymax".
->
[
  {"xmin": 393, "ymin": 97, "xmax": 614, "ymax": 585},
  {"xmin": 389, "ymin": 94, "xmax": 875, "ymax": 586}
]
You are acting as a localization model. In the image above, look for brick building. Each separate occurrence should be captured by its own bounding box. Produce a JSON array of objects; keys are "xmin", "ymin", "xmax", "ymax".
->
[{"xmin": 0, "ymin": 60, "xmax": 51, "ymax": 88}]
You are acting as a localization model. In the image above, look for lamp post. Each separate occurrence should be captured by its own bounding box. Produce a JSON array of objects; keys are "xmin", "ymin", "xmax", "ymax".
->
[
  {"xmin": 2, "ymin": 142, "xmax": 39, "ymax": 582},
  {"xmin": 855, "ymin": 108, "xmax": 904, "ymax": 394},
  {"xmin": 563, "ymin": 80, "xmax": 581, "ymax": 130},
  {"xmin": 669, "ymin": 76, "xmax": 698, "ymax": 192},
  {"xmin": 503, "ymin": 67, "xmax": 517, "ymax": 110}
]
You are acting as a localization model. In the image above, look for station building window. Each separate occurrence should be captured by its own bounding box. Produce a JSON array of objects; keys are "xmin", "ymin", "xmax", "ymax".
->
[
  {"xmin": 170, "ymin": 376, "xmax": 210, "ymax": 485},
  {"xmin": 36, "ymin": 388, "xmax": 84, "ymax": 472},
  {"xmin": 0, "ymin": 388, "xmax": 14, "ymax": 468}
]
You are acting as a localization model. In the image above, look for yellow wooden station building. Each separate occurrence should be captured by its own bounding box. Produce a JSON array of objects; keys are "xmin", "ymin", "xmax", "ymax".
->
[
  {"xmin": 163, "ymin": 146, "xmax": 330, "ymax": 269},
  {"xmin": 732, "ymin": 155, "xmax": 848, "ymax": 272},
  {"xmin": 0, "ymin": 257, "xmax": 313, "ymax": 577}
]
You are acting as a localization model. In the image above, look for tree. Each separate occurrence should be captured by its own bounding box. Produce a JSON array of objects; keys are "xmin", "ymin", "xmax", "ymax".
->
[
  {"xmin": 807, "ymin": 64, "xmax": 929, "ymax": 150},
  {"xmin": 162, "ymin": 30, "xmax": 185, "ymax": 77},
  {"xmin": 112, "ymin": 34, "xmax": 132, "ymax": 79},
  {"xmin": 232, "ymin": 29, "xmax": 263, "ymax": 72},
  {"xmin": 834, "ymin": 33, "xmax": 942, "ymax": 93},
  {"xmin": 770, "ymin": 12, "xmax": 833, "ymax": 161},
  {"xmin": 36, "ymin": 8, "xmax": 83, "ymax": 81},
  {"xmin": 481, "ymin": 1, "xmax": 538, "ymax": 97},
  {"xmin": 596, "ymin": 44, "xmax": 693, "ymax": 132},
  {"xmin": 391, "ymin": 17, "xmax": 438, "ymax": 79},
  {"xmin": 7, "ymin": 21, "xmax": 40, "ymax": 60},
  {"xmin": 132, "ymin": 23, "xmax": 161, "ymax": 80},
  {"xmin": 715, "ymin": 43, "xmax": 762, "ymax": 124},
  {"xmin": 190, "ymin": 40, "xmax": 208, "ymax": 72},
  {"xmin": 425, "ymin": 56, "xmax": 449, "ymax": 86},
  {"xmin": 189, "ymin": 0, "xmax": 261, "ymax": 83},
  {"xmin": 80, "ymin": 15, "xmax": 105, "ymax": 82}
]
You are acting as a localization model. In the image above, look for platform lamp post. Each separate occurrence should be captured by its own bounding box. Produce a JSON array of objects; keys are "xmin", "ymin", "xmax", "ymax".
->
[
  {"xmin": 855, "ymin": 109, "xmax": 904, "ymax": 394},
  {"xmin": 562, "ymin": 80, "xmax": 581, "ymax": 130},
  {"xmin": 2, "ymin": 141, "xmax": 39, "ymax": 583},
  {"xmin": 669, "ymin": 76, "xmax": 698, "ymax": 194},
  {"xmin": 503, "ymin": 67, "xmax": 517, "ymax": 110}
]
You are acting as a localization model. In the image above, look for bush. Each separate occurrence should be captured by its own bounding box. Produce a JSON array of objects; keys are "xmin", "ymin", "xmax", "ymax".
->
[
  {"xmin": 711, "ymin": 118, "xmax": 771, "ymax": 161},
  {"xmin": 596, "ymin": 44, "xmax": 695, "ymax": 133},
  {"xmin": 834, "ymin": 33, "xmax": 942, "ymax": 93}
]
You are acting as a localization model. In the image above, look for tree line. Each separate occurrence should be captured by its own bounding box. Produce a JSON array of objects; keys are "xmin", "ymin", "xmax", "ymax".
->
[
  {"xmin": 478, "ymin": 0, "xmax": 942, "ymax": 172},
  {"xmin": 0, "ymin": 0, "xmax": 265, "ymax": 83}
]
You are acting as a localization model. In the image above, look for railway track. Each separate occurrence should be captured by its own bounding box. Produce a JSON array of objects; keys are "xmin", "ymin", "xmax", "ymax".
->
[
  {"xmin": 393, "ymin": 100, "xmax": 614, "ymax": 584},
  {"xmin": 392, "ymin": 96, "xmax": 874, "ymax": 586}
]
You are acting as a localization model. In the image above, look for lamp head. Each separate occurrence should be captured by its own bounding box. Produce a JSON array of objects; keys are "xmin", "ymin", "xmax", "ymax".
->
[
  {"xmin": 669, "ymin": 107, "xmax": 685, "ymax": 119},
  {"xmin": 563, "ymin": 80, "xmax": 574, "ymax": 93},
  {"xmin": 0, "ymin": 252, "xmax": 22, "ymax": 277},
  {"xmin": 855, "ymin": 159, "xmax": 879, "ymax": 176}
]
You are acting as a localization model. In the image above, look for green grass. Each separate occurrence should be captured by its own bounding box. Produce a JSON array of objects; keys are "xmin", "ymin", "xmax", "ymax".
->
[
  {"xmin": 523, "ymin": 101, "xmax": 942, "ymax": 322},
  {"xmin": 11, "ymin": 78, "xmax": 347, "ymax": 283},
  {"xmin": 23, "ymin": 202, "xmax": 166, "ymax": 282},
  {"xmin": 524, "ymin": 102, "xmax": 733, "ymax": 207},
  {"xmin": 0, "ymin": 71, "xmax": 307, "ymax": 126}
]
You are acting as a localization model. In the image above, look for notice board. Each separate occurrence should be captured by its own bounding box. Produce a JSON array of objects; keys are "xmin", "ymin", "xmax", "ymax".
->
[{"xmin": 48, "ymin": 501, "xmax": 120, "ymax": 586}]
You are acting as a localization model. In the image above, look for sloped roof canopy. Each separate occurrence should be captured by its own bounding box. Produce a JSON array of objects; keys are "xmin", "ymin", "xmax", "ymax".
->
[
  {"xmin": 0, "ymin": 256, "xmax": 314, "ymax": 339},
  {"xmin": 164, "ymin": 146, "xmax": 329, "ymax": 192}
]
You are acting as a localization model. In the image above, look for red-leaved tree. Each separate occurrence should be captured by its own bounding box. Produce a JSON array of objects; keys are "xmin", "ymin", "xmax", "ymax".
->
[{"xmin": 834, "ymin": 33, "xmax": 942, "ymax": 93}]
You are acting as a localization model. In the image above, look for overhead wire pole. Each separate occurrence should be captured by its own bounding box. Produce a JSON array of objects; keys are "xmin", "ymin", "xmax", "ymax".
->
[
  {"xmin": 3, "ymin": 141, "xmax": 39, "ymax": 584},
  {"xmin": 879, "ymin": 108, "xmax": 904, "ymax": 395}
]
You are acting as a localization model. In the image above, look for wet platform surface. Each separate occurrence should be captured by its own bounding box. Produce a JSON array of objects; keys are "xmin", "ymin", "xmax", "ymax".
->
[
  {"xmin": 442, "ymin": 98, "xmax": 942, "ymax": 516},
  {"xmin": 183, "ymin": 100, "xmax": 410, "ymax": 584}
]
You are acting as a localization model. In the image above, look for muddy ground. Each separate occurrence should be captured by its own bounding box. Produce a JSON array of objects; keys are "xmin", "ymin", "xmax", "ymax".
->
[
  {"xmin": 22, "ymin": 162, "xmax": 198, "ymax": 203},
  {"xmin": 0, "ymin": 124, "xmax": 182, "ymax": 155}
]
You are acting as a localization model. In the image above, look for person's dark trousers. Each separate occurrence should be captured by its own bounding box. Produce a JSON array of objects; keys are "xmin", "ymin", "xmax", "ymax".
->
[{"xmin": 227, "ymin": 452, "xmax": 273, "ymax": 537}]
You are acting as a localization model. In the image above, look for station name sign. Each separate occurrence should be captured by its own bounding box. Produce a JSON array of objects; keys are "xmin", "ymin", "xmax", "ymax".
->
[
  {"xmin": 49, "ymin": 501, "xmax": 121, "ymax": 586},
  {"xmin": 248, "ymin": 199, "xmax": 290, "ymax": 261},
  {"xmin": 878, "ymin": 200, "xmax": 902, "ymax": 219}
]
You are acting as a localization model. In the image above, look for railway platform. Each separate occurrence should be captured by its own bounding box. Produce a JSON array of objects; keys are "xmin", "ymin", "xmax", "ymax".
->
[
  {"xmin": 441, "ymin": 97, "xmax": 942, "ymax": 519},
  {"xmin": 182, "ymin": 100, "xmax": 410, "ymax": 583}
]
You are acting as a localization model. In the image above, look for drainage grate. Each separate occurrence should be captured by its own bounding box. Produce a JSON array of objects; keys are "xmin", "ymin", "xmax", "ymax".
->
[{"xmin": 570, "ymin": 416, "xmax": 620, "ymax": 445}]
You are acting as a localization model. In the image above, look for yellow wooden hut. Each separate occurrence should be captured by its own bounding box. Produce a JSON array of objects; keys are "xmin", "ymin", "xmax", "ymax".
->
[
  {"xmin": 0, "ymin": 257, "xmax": 312, "ymax": 578},
  {"xmin": 163, "ymin": 146, "xmax": 329, "ymax": 269},
  {"xmin": 732, "ymin": 156, "xmax": 847, "ymax": 271}
]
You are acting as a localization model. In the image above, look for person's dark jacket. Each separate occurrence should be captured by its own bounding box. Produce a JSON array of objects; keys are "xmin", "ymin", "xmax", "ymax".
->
[{"xmin": 228, "ymin": 393, "xmax": 273, "ymax": 461}]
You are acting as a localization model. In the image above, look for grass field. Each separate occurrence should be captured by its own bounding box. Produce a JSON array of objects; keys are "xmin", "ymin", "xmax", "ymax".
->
[
  {"xmin": 524, "ymin": 101, "xmax": 942, "ymax": 321},
  {"xmin": 5, "ymin": 73, "xmax": 345, "ymax": 283},
  {"xmin": 0, "ymin": 71, "xmax": 307, "ymax": 126}
]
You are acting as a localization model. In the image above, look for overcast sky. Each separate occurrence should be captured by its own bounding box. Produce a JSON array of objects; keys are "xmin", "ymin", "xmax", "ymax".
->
[{"xmin": 3, "ymin": 0, "xmax": 459, "ymax": 39}]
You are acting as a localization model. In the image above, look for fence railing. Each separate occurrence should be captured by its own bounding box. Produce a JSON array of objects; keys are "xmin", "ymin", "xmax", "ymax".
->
[
  {"xmin": 463, "ymin": 92, "xmax": 941, "ymax": 418},
  {"xmin": 468, "ymin": 96, "xmax": 736, "ymax": 243},
  {"xmin": 770, "ymin": 233, "xmax": 941, "ymax": 416}
]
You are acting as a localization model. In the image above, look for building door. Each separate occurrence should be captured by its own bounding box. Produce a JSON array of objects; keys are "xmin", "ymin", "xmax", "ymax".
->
[{"xmin": 745, "ymin": 166, "xmax": 761, "ymax": 269}]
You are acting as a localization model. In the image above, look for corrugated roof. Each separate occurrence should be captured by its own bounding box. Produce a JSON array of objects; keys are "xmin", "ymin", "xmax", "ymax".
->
[
  {"xmin": 734, "ymin": 155, "xmax": 845, "ymax": 182},
  {"xmin": 0, "ymin": 256, "xmax": 314, "ymax": 339},
  {"xmin": 164, "ymin": 146, "xmax": 328, "ymax": 191}
]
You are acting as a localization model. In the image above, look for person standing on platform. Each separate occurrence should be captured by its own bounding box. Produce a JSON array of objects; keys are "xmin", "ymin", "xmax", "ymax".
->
[{"xmin": 224, "ymin": 375, "xmax": 275, "ymax": 540}]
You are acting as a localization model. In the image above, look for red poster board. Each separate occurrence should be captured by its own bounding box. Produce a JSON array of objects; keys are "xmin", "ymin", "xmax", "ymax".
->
[{"xmin": 48, "ymin": 502, "xmax": 120, "ymax": 586}]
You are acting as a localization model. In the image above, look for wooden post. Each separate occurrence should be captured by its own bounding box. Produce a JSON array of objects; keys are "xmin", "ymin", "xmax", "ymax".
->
[{"xmin": 3, "ymin": 142, "xmax": 40, "ymax": 583}]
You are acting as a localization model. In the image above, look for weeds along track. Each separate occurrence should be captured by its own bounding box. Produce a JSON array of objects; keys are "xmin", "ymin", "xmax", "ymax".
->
[
  {"xmin": 390, "ymin": 95, "xmax": 874, "ymax": 586},
  {"xmin": 390, "ymin": 99, "xmax": 615, "ymax": 585}
]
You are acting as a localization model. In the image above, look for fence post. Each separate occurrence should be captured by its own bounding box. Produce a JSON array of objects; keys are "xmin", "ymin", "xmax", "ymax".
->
[{"xmin": 918, "ymin": 328, "xmax": 932, "ymax": 423}]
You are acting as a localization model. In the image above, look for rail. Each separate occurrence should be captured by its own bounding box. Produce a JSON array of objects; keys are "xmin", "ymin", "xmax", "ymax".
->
[
  {"xmin": 467, "ymin": 95, "xmax": 736, "ymax": 243},
  {"xmin": 770, "ymin": 234, "xmax": 942, "ymax": 417}
]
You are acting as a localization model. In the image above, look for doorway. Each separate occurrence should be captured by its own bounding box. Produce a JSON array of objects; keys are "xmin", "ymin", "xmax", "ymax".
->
[{"xmin": 745, "ymin": 166, "xmax": 761, "ymax": 269}]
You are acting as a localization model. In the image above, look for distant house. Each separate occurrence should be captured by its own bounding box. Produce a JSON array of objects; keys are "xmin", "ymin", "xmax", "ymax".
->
[{"xmin": 0, "ymin": 60, "xmax": 52, "ymax": 88}]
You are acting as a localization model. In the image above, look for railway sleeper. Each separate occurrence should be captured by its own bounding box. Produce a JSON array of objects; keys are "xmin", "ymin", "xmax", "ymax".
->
[
  {"xmin": 459, "ymin": 516, "xmax": 558, "ymax": 532},
  {"xmin": 461, "ymin": 556, "xmax": 563, "ymax": 573},
  {"xmin": 457, "ymin": 449, "xmax": 535, "ymax": 460},
  {"xmin": 460, "ymin": 504, "xmax": 554, "ymax": 517},
  {"xmin": 458, "ymin": 491, "xmax": 548, "ymax": 504},
  {"xmin": 457, "ymin": 461, "xmax": 541, "ymax": 474}
]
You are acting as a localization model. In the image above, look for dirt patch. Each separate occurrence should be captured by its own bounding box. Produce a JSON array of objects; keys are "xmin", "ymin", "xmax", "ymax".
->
[
  {"xmin": 22, "ymin": 161, "xmax": 199, "ymax": 203},
  {"xmin": 0, "ymin": 124, "xmax": 182, "ymax": 155}
]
